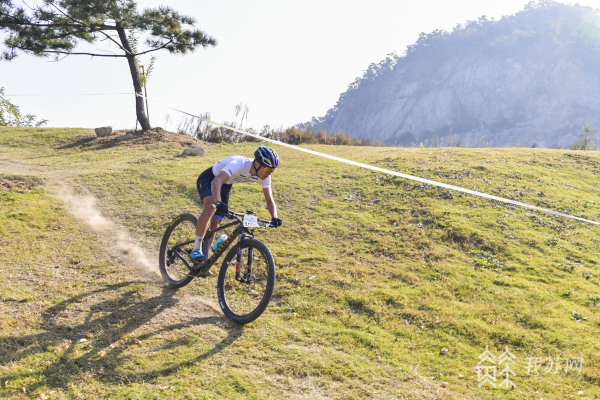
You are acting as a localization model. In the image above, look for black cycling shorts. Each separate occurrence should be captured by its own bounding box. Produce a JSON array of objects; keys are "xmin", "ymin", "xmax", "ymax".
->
[{"xmin": 196, "ymin": 167, "xmax": 232, "ymax": 204}]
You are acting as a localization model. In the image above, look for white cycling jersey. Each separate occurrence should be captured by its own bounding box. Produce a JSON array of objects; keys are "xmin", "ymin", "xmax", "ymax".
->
[{"xmin": 212, "ymin": 156, "xmax": 271, "ymax": 188}]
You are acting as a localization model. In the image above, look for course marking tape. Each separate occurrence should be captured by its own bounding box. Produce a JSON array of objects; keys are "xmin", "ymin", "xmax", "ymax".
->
[
  {"xmin": 207, "ymin": 121, "xmax": 600, "ymax": 226},
  {"xmin": 140, "ymin": 94, "xmax": 600, "ymax": 226}
]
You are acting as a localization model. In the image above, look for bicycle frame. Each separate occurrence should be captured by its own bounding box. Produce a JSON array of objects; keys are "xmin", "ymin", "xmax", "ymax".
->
[{"xmin": 192, "ymin": 216, "xmax": 255, "ymax": 277}]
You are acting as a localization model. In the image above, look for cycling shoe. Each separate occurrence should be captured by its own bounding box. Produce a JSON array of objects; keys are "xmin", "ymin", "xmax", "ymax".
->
[{"xmin": 190, "ymin": 249, "xmax": 206, "ymax": 260}]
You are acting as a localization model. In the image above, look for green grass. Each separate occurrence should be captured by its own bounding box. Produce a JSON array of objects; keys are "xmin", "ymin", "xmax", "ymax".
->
[{"xmin": 1, "ymin": 127, "xmax": 599, "ymax": 399}]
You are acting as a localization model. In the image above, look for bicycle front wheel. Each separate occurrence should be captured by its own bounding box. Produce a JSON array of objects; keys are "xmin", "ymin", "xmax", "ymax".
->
[
  {"xmin": 217, "ymin": 238, "xmax": 275, "ymax": 324},
  {"xmin": 159, "ymin": 213, "xmax": 197, "ymax": 288}
]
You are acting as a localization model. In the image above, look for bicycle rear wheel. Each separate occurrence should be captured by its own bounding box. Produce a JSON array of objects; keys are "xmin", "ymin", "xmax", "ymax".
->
[
  {"xmin": 159, "ymin": 213, "xmax": 197, "ymax": 287},
  {"xmin": 217, "ymin": 238, "xmax": 275, "ymax": 324}
]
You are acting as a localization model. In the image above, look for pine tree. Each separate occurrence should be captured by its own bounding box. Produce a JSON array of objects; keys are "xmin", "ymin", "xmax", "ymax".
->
[{"xmin": 0, "ymin": 0, "xmax": 217, "ymax": 130}]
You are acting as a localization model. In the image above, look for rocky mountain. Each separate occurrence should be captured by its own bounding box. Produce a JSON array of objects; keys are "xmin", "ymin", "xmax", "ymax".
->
[{"xmin": 304, "ymin": 1, "xmax": 600, "ymax": 148}]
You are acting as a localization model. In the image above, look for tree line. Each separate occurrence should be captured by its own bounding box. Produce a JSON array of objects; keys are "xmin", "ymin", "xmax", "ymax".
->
[{"xmin": 175, "ymin": 114, "xmax": 380, "ymax": 146}]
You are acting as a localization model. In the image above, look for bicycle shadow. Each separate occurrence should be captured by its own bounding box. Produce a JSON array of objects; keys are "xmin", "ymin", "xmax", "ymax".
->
[{"xmin": 0, "ymin": 281, "xmax": 243, "ymax": 392}]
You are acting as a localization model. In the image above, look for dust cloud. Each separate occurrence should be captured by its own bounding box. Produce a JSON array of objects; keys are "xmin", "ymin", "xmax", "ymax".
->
[{"xmin": 55, "ymin": 184, "xmax": 161, "ymax": 280}]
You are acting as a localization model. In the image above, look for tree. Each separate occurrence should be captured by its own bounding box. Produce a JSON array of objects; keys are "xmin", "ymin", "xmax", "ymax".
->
[
  {"xmin": 0, "ymin": 0, "xmax": 216, "ymax": 130},
  {"xmin": 0, "ymin": 87, "xmax": 47, "ymax": 127},
  {"xmin": 571, "ymin": 124, "xmax": 598, "ymax": 151}
]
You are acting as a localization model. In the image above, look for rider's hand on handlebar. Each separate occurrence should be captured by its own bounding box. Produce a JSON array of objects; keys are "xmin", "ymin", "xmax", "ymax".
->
[
  {"xmin": 215, "ymin": 201, "xmax": 229, "ymax": 218},
  {"xmin": 271, "ymin": 217, "xmax": 282, "ymax": 227}
]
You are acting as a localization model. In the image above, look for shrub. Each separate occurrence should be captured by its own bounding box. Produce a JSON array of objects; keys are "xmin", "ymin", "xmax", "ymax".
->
[
  {"xmin": 571, "ymin": 124, "xmax": 597, "ymax": 151},
  {"xmin": 0, "ymin": 87, "xmax": 47, "ymax": 127}
]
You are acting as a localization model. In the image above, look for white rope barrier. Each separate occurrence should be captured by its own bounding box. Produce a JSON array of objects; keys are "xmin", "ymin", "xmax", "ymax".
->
[
  {"xmin": 207, "ymin": 121, "xmax": 600, "ymax": 226},
  {"xmin": 143, "ymin": 94, "xmax": 600, "ymax": 226}
]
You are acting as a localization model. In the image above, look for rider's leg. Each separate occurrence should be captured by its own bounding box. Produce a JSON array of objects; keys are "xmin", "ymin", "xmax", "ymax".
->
[
  {"xmin": 192, "ymin": 171, "xmax": 231, "ymax": 259},
  {"xmin": 196, "ymin": 195, "xmax": 217, "ymax": 237},
  {"xmin": 192, "ymin": 169, "xmax": 217, "ymax": 259},
  {"xmin": 203, "ymin": 183, "xmax": 231, "ymax": 247},
  {"xmin": 191, "ymin": 197, "xmax": 215, "ymax": 259}
]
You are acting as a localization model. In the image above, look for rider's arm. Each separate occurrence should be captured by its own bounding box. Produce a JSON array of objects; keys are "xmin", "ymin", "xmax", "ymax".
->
[
  {"xmin": 263, "ymin": 186, "xmax": 278, "ymax": 218},
  {"xmin": 211, "ymin": 171, "xmax": 230, "ymax": 202}
]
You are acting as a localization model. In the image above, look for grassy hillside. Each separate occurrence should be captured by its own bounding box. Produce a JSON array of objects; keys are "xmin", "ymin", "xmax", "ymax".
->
[{"xmin": 1, "ymin": 127, "xmax": 599, "ymax": 399}]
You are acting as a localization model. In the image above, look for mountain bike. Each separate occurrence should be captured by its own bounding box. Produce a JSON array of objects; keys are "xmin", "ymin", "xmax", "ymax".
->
[{"xmin": 159, "ymin": 209, "xmax": 276, "ymax": 324}]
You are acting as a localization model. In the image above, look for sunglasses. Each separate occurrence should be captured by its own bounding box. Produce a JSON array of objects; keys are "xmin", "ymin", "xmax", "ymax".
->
[{"xmin": 262, "ymin": 166, "xmax": 276, "ymax": 174}]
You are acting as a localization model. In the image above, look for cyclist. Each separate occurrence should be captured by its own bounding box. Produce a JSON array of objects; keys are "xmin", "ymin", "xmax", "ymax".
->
[{"xmin": 191, "ymin": 145, "xmax": 282, "ymax": 260}]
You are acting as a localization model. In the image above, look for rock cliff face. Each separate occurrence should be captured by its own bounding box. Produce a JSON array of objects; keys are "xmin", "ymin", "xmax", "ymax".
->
[{"xmin": 305, "ymin": 1, "xmax": 600, "ymax": 148}]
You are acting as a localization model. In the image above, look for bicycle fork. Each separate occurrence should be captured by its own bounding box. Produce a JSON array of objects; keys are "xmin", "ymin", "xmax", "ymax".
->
[{"xmin": 235, "ymin": 238, "xmax": 254, "ymax": 283}]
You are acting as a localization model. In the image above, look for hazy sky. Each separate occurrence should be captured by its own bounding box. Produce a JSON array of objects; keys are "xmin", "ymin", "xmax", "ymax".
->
[{"xmin": 1, "ymin": 0, "xmax": 598, "ymax": 131}]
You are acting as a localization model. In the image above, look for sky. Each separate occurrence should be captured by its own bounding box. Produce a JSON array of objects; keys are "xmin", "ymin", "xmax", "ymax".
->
[{"xmin": 1, "ymin": 0, "xmax": 599, "ymax": 132}]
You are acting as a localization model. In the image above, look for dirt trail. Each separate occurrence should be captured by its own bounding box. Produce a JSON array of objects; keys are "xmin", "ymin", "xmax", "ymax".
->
[
  {"xmin": 0, "ymin": 155, "xmax": 225, "ymax": 324},
  {"xmin": 1, "ymin": 156, "xmax": 160, "ymax": 280}
]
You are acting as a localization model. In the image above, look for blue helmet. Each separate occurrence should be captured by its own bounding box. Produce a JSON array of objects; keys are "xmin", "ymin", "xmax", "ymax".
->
[{"xmin": 254, "ymin": 145, "xmax": 280, "ymax": 168}]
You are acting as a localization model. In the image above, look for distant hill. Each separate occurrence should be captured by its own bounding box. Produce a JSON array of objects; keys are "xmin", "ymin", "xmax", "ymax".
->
[{"xmin": 304, "ymin": 1, "xmax": 600, "ymax": 148}]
